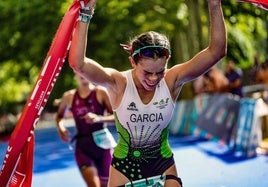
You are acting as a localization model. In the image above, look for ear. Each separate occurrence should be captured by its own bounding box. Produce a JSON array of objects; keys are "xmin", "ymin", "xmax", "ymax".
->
[
  {"xmin": 129, "ymin": 56, "xmax": 137, "ymax": 68},
  {"xmin": 167, "ymin": 56, "xmax": 171, "ymax": 62}
]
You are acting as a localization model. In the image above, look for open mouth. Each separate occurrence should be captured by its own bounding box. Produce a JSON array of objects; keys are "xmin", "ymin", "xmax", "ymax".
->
[{"xmin": 144, "ymin": 81, "xmax": 158, "ymax": 89}]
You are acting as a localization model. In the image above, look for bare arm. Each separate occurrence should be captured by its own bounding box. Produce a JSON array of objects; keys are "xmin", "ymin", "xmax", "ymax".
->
[
  {"xmin": 69, "ymin": 1, "xmax": 121, "ymax": 89},
  {"xmin": 55, "ymin": 90, "xmax": 74, "ymax": 142},
  {"xmin": 69, "ymin": 0, "xmax": 125, "ymax": 108},
  {"xmin": 166, "ymin": 0, "xmax": 227, "ymax": 98},
  {"xmin": 69, "ymin": 23, "xmax": 116, "ymax": 85}
]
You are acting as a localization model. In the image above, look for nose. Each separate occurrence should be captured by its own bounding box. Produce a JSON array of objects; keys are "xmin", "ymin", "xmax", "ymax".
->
[{"xmin": 147, "ymin": 73, "xmax": 158, "ymax": 81}]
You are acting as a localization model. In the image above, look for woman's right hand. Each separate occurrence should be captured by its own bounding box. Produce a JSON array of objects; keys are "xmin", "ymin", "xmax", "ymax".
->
[
  {"xmin": 85, "ymin": 0, "xmax": 97, "ymax": 8},
  {"xmin": 57, "ymin": 121, "xmax": 71, "ymax": 142}
]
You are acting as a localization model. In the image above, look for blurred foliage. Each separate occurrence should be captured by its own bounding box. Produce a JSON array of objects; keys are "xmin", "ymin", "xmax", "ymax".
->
[
  {"xmin": 0, "ymin": 0, "xmax": 267, "ymax": 115},
  {"xmin": 223, "ymin": 0, "xmax": 267, "ymax": 67}
]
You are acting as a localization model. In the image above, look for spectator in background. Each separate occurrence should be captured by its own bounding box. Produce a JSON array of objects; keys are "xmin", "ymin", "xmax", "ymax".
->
[
  {"xmin": 204, "ymin": 66, "xmax": 229, "ymax": 93},
  {"xmin": 252, "ymin": 55, "xmax": 262, "ymax": 84},
  {"xmin": 224, "ymin": 59, "xmax": 243, "ymax": 97},
  {"xmin": 193, "ymin": 75, "xmax": 207, "ymax": 95},
  {"xmin": 255, "ymin": 60, "xmax": 268, "ymax": 86},
  {"xmin": 255, "ymin": 60, "xmax": 268, "ymax": 102},
  {"xmin": 193, "ymin": 66, "xmax": 228, "ymax": 95}
]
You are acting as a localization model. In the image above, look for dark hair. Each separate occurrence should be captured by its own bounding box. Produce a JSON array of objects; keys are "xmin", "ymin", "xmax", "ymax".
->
[{"xmin": 130, "ymin": 31, "xmax": 170, "ymax": 63}]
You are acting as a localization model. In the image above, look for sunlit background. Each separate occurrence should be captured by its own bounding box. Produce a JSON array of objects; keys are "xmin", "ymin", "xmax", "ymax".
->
[
  {"xmin": 0, "ymin": 1, "xmax": 268, "ymax": 186},
  {"xmin": 0, "ymin": 0, "xmax": 267, "ymax": 117}
]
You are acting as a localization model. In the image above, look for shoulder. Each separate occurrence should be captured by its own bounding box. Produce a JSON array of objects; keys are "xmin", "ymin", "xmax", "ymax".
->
[
  {"xmin": 95, "ymin": 86, "xmax": 108, "ymax": 95},
  {"xmin": 98, "ymin": 70, "xmax": 128, "ymax": 109},
  {"xmin": 61, "ymin": 89, "xmax": 76, "ymax": 104},
  {"xmin": 62, "ymin": 89, "xmax": 76, "ymax": 98},
  {"xmin": 165, "ymin": 65, "xmax": 185, "ymax": 89},
  {"xmin": 95, "ymin": 86, "xmax": 110, "ymax": 101},
  {"xmin": 105, "ymin": 70, "xmax": 127, "ymax": 97},
  {"xmin": 56, "ymin": 89, "xmax": 76, "ymax": 115}
]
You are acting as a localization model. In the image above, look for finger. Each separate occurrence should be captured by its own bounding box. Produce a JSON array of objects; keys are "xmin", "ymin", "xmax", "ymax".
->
[{"xmin": 84, "ymin": 0, "xmax": 96, "ymax": 8}]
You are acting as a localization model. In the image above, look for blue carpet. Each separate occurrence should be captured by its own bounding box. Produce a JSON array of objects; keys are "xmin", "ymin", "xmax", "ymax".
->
[{"xmin": 0, "ymin": 126, "xmax": 268, "ymax": 187}]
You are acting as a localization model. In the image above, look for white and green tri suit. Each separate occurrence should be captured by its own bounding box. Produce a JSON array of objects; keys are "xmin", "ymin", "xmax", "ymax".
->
[{"xmin": 112, "ymin": 70, "xmax": 176, "ymax": 182}]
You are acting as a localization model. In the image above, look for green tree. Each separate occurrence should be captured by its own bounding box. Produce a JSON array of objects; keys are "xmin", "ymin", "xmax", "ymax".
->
[
  {"xmin": 223, "ymin": 0, "xmax": 268, "ymax": 67},
  {"xmin": 0, "ymin": 0, "xmax": 267, "ymax": 115},
  {"xmin": 0, "ymin": 0, "xmax": 73, "ymax": 114}
]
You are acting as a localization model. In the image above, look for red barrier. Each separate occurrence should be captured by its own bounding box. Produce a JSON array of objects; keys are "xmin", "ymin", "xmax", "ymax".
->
[
  {"xmin": 238, "ymin": 0, "xmax": 268, "ymax": 10},
  {"xmin": 0, "ymin": 1, "xmax": 89, "ymax": 186}
]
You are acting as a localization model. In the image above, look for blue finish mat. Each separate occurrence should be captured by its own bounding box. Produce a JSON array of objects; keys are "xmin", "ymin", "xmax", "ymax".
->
[{"xmin": 0, "ymin": 126, "xmax": 268, "ymax": 187}]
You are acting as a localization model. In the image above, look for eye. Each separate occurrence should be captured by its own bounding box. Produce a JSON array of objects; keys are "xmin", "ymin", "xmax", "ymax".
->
[
  {"xmin": 143, "ymin": 70, "xmax": 165, "ymax": 77},
  {"xmin": 144, "ymin": 70, "xmax": 153, "ymax": 76},
  {"xmin": 156, "ymin": 70, "xmax": 165, "ymax": 76}
]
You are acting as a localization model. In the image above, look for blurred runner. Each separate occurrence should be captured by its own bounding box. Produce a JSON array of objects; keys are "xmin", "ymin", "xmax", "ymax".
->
[{"xmin": 56, "ymin": 72, "xmax": 116, "ymax": 187}]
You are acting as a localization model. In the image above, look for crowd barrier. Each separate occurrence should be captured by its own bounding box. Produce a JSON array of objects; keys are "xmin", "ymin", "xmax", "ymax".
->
[{"xmin": 169, "ymin": 93, "xmax": 268, "ymax": 157}]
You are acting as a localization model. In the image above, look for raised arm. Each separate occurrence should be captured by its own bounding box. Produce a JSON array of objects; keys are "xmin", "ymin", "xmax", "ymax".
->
[
  {"xmin": 167, "ymin": 0, "xmax": 227, "ymax": 90},
  {"xmin": 69, "ymin": 0, "xmax": 119, "ymax": 88}
]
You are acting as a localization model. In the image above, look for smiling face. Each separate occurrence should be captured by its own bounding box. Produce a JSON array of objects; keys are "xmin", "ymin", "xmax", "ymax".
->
[
  {"xmin": 127, "ymin": 31, "xmax": 171, "ymax": 91},
  {"xmin": 132, "ymin": 57, "xmax": 167, "ymax": 91}
]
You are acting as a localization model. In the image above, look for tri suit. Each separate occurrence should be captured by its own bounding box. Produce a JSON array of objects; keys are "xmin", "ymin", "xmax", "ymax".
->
[
  {"xmin": 112, "ymin": 70, "xmax": 177, "ymax": 182},
  {"xmin": 71, "ymin": 89, "xmax": 115, "ymax": 180}
]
